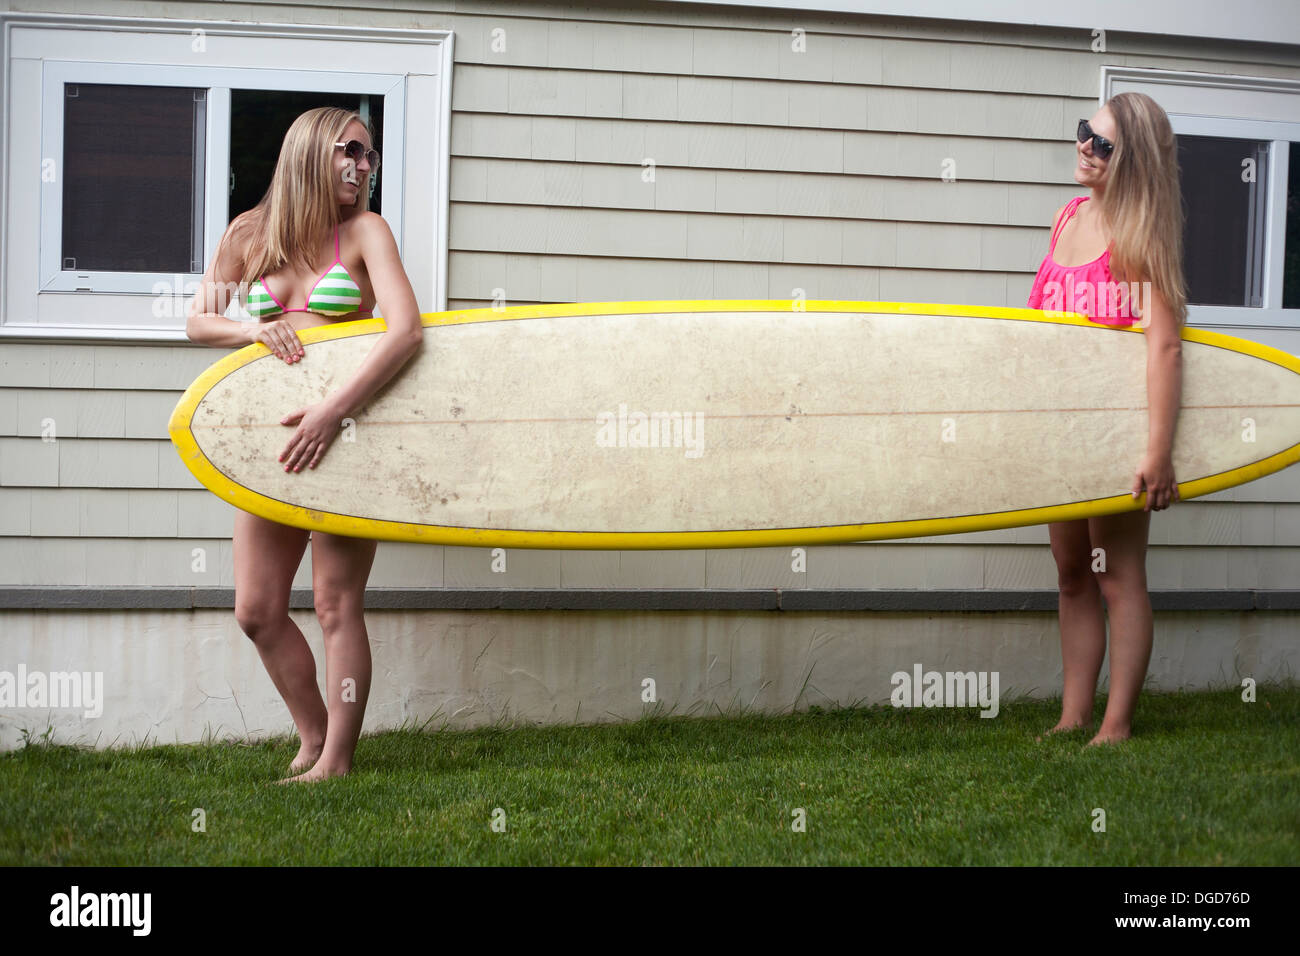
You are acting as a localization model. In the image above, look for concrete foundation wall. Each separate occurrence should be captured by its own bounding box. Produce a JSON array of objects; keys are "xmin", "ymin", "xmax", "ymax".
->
[{"xmin": 1, "ymin": 607, "xmax": 1292, "ymax": 751}]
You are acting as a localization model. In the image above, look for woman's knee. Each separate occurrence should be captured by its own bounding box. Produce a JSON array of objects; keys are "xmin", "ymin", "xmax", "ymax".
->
[
  {"xmin": 1055, "ymin": 559, "xmax": 1098, "ymax": 596},
  {"xmin": 1087, "ymin": 517, "xmax": 1150, "ymax": 603},
  {"xmin": 1048, "ymin": 521, "xmax": 1096, "ymax": 595},
  {"xmin": 233, "ymin": 599, "xmax": 291, "ymax": 642},
  {"xmin": 1093, "ymin": 563, "xmax": 1148, "ymax": 604},
  {"xmin": 312, "ymin": 589, "xmax": 365, "ymax": 635},
  {"xmin": 1050, "ymin": 540, "xmax": 1096, "ymax": 595}
]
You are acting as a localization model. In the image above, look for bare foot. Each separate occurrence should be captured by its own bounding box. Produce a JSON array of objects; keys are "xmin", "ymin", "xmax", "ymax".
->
[
  {"xmin": 276, "ymin": 762, "xmax": 351, "ymax": 785},
  {"xmin": 288, "ymin": 738, "xmax": 324, "ymax": 775},
  {"xmin": 1035, "ymin": 720, "xmax": 1090, "ymax": 742},
  {"xmin": 1086, "ymin": 728, "xmax": 1131, "ymax": 747}
]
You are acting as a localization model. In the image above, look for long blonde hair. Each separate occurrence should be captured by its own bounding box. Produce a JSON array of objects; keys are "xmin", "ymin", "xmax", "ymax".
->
[
  {"xmin": 218, "ymin": 107, "xmax": 374, "ymax": 294},
  {"xmin": 1097, "ymin": 92, "xmax": 1188, "ymax": 325}
]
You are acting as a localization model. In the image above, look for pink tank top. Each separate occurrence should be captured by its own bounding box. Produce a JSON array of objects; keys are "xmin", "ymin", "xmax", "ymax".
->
[{"xmin": 1026, "ymin": 197, "xmax": 1135, "ymax": 326}]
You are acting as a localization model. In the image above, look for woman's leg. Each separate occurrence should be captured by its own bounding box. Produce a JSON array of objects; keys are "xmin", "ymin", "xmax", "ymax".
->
[
  {"xmin": 1047, "ymin": 518, "xmax": 1107, "ymax": 732},
  {"xmin": 280, "ymin": 530, "xmax": 378, "ymax": 782},
  {"xmin": 231, "ymin": 510, "xmax": 325, "ymax": 773},
  {"xmin": 1087, "ymin": 508, "xmax": 1153, "ymax": 745}
]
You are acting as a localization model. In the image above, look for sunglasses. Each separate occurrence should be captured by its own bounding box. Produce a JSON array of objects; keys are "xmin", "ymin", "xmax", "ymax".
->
[
  {"xmin": 335, "ymin": 140, "xmax": 380, "ymax": 171},
  {"xmin": 1076, "ymin": 119, "xmax": 1114, "ymax": 160}
]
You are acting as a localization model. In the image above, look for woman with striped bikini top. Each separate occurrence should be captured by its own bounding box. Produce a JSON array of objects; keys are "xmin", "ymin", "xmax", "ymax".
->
[{"xmin": 244, "ymin": 223, "xmax": 372, "ymax": 320}]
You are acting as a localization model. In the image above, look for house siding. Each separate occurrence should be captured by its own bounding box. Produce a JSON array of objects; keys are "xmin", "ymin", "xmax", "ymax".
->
[{"xmin": 1, "ymin": 0, "xmax": 1299, "ymax": 595}]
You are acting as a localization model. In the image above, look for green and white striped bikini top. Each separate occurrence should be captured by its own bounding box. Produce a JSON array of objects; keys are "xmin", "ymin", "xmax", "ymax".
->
[{"xmin": 245, "ymin": 225, "xmax": 369, "ymax": 319}]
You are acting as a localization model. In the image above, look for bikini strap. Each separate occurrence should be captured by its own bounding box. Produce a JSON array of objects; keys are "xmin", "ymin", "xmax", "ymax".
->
[{"xmin": 1049, "ymin": 197, "xmax": 1085, "ymax": 253}]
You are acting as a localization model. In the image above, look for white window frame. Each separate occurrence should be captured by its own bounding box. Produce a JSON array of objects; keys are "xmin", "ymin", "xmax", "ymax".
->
[
  {"xmin": 1101, "ymin": 66, "xmax": 1300, "ymax": 331},
  {"xmin": 0, "ymin": 12, "xmax": 454, "ymax": 342},
  {"xmin": 40, "ymin": 60, "xmax": 406, "ymax": 297}
]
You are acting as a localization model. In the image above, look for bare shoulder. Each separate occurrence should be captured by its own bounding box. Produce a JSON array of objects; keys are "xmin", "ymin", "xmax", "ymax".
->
[
  {"xmin": 349, "ymin": 210, "xmax": 391, "ymax": 237},
  {"xmin": 209, "ymin": 209, "xmax": 259, "ymax": 279},
  {"xmin": 227, "ymin": 208, "xmax": 260, "ymax": 236},
  {"xmin": 221, "ymin": 210, "xmax": 260, "ymax": 260},
  {"xmin": 349, "ymin": 211, "xmax": 399, "ymax": 257}
]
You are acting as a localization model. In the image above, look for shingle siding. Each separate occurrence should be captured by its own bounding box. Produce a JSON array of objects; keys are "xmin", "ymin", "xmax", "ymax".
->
[{"xmin": 2, "ymin": 0, "xmax": 1298, "ymax": 591}]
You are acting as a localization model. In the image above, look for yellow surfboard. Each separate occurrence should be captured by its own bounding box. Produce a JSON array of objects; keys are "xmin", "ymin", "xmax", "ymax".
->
[{"xmin": 168, "ymin": 300, "xmax": 1300, "ymax": 549}]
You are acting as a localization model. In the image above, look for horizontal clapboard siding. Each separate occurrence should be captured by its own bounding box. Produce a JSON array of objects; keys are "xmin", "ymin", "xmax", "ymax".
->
[
  {"xmin": 446, "ymin": 61, "xmax": 1094, "ymax": 308},
  {"xmin": 1, "ymin": 483, "xmax": 1298, "ymax": 538},
  {"xmin": 3, "ymin": 537, "xmax": 1300, "ymax": 590},
  {"xmin": 445, "ymin": 258, "xmax": 1021, "ymax": 307},
  {"xmin": 2, "ymin": 0, "xmax": 1299, "ymax": 592},
  {"xmin": 6, "ymin": 388, "xmax": 177, "ymax": 438},
  {"xmin": 446, "ymin": 196, "xmax": 1053, "ymax": 267},
  {"xmin": 0, "ymin": 438, "xmax": 197, "ymax": 488},
  {"xmin": 0, "ymin": 344, "xmax": 216, "ymax": 390},
  {"xmin": 0, "ymin": 488, "xmax": 230, "ymax": 536}
]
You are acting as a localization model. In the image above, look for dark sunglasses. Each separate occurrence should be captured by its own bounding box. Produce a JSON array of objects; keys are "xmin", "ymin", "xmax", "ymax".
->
[
  {"xmin": 1076, "ymin": 119, "xmax": 1114, "ymax": 160},
  {"xmin": 334, "ymin": 139, "xmax": 380, "ymax": 171}
]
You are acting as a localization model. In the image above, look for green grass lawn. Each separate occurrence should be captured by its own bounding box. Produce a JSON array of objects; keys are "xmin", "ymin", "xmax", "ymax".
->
[{"xmin": 2, "ymin": 685, "xmax": 1296, "ymax": 865}]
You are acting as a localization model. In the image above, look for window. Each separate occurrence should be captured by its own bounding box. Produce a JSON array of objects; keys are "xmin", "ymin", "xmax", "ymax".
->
[
  {"xmin": 228, "ymin": 90, "xmax": 385, "ymax": 221},
  {"xmin": 1287, "ymin": 145, "xmax": 1300, "ymax": 310},
  {"xmin": 1, "ymin": 14, "xmax": 452, "ymax": 340},
  {"xmin": 1172, "ymin": 128, "xmax": 1292, "ymax": 326},
  {"xmin": 1104, "ymin": 67, "xmax": 1300, "ymax": 329},
  {"xmin": 37, "ymin": 61, "xmax": 403, "ymax": 307},
  {"xmin": 56, "ymin": 85, "xmax": 387, "ymax": 278},
  {"xmin": 61, "ymin": 83, "xmax": 207, "ymax": 275},
  {"xmin": 1177, "ymin": 135, "xmax": 1271, "ymax": 308}
]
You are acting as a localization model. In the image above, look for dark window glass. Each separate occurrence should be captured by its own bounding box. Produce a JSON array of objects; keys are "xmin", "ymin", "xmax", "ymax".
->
[
  {"xmin": 229, "ymin": 90, "xmax": 382, "ymax": 220},
  {"xmin": 61, "ymin": 83, "xmax": 205, "ymax": 273},
  {"xmin": 1177, "ymin": 135, "xmax": 1269, "ymax": 307},
  {"xmin": 1285, "ymin": 144, "xmax": 1299, "ymax": 310}
]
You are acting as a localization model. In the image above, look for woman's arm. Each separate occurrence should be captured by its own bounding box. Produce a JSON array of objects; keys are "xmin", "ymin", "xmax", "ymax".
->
[
  {"xmin": 277, "ymin": 212, "xmax": 424, "ymax": 473},
  {"xmin": 185, "ymin": 216, "xmax": 306, "ymax": 361},
  {"xmin": 185, "ymin": 215, "xmax": 258, "ymax": 348},
  {"xmin": 1131, "ymin": 284, "xmax": 1182, "ymax": 511}
]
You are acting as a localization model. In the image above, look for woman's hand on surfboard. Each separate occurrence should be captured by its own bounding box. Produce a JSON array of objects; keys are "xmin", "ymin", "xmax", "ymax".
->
[
  {"xmin": 249, "ymin": 318, "xmax": 305, "ymax": 364},
  {"xmin": 1132, "ymin": 451, "xmax": 1180, "ymax": 512},
  {"xmin": 278, "ymin": 402, "xmax": 344, "ymax": 472}
]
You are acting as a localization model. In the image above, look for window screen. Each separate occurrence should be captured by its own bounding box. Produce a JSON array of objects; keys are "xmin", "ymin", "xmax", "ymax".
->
[{"xmin": 61, "ymin": 83, "xmax": 206, "ymax": 273}]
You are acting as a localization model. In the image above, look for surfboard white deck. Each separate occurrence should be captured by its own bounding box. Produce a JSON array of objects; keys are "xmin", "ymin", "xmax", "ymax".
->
[{"xmin": 169, "ymin": 301, "xmax": 1300, "ymax": 548}]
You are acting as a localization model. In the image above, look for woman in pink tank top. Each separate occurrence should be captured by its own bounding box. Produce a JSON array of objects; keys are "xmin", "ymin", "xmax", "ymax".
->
[
  {"xmin": 1029, "ymin": 93, "xmax": 1188, "ymax": 747},
  {"xmin": 1027, "ymin": 195, "xmax": 1137, "ymax": 325}
]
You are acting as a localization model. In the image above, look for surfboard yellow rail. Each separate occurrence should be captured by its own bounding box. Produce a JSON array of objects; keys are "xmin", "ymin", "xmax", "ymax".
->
[{"xmin": 169, "ymin": 300, "xmax": 1300, "ymax": 548}]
